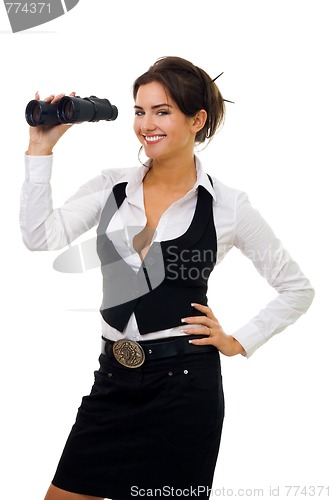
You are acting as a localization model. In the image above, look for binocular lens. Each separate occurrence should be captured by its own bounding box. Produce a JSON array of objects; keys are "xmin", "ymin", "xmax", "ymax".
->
[
  {"xmin": 57, "ymin": 96, "xmax": 86, "ymax": 123},
  {"xmin": 61, "ymin": 99, "xmax": 75, "ymax": 122},
  {"xmin": 25, "ymin": 100, "xmax": 60, "ymax": 127},
  {"xmin": 31, "ymin": 103, "xmax": 42, "ymax": 124}
]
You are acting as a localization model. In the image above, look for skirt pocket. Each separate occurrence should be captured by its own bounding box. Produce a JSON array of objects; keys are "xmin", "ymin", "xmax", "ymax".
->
[
  {"xmin": 161, "ymin": 351, "xmax": 224, "ymax": 449},
  {"xmin": 77, "ymin": 357, "xmax": 139, "ymax": 421}
]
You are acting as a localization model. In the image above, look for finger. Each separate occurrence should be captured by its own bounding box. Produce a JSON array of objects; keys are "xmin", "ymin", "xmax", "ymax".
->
[
  {"xmin": 43, "ymin": 94, "xmax": 55, "ymax": 103},
  {"xmin": 181, "ymin": 315, "xmax": 210, "ymax": 327},
  {"xmin": 188, "ymin": 336, "xmax": 213, "ymax": 346},
  {"xmin": 191, "ymin": 303, "xmax": 217, "ymax": 321},
  {"xmin": 50, "ymin": 93, "xmax": 66, "ymax": 104},
  {"xmin": 39, "ymin": 91, "xmax": 76, "ymax": 103},
  {"xmin": 180, "ymin": 326, "xmax": 210, "ymax": 336},
  {"xmin": 51, "ymin": 91, "xmax": 76, "ymax": 103}
]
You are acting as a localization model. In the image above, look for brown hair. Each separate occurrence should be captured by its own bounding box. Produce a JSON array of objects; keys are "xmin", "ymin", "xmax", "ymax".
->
[{"xmin": 133, "ymin": 56, "xmax": 226, "ymax": 145}]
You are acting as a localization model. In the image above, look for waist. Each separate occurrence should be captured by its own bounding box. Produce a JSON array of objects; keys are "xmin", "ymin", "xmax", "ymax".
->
[
  {"xmin": 101, "ymin": 314, "xmax": 203, "ymax": 342},
  {"xmin": 101, "ymin": 334, "xmax": 217, "ymax": 369}
]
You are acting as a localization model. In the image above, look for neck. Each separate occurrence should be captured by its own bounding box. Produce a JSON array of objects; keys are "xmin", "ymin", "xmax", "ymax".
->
[{"xmin": 145, "ymin": 155, "xmax": 197, "ymax": 189}]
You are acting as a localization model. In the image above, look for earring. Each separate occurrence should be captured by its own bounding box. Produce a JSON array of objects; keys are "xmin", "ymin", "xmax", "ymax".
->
[{"xmin": 138, "ymin": 146, "xmax": 150, "ymax": 167}]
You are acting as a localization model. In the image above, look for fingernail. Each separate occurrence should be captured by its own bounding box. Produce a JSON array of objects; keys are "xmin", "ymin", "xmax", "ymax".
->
[
  {"xmin": 188, "ymin": 340, "xmax": 193, "ymax": 344},
  {"xmin": 181, "ymin": 318, "xmax": 187, "ymax": 323},
  {"xmin": 191, "ymin": 303, "xmax": 197, "ymax": 306}
]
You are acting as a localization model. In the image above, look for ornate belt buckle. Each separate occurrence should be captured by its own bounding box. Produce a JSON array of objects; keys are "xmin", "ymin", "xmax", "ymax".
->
[{"xmin": 112, "ymin": 339, "xmax": 145, "ymax": 368}]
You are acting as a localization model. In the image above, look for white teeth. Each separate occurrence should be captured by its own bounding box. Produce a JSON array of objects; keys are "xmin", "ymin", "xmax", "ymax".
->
[{"xmin": 145, "ymin": 135, "xmax": 165, "ymax": 142}]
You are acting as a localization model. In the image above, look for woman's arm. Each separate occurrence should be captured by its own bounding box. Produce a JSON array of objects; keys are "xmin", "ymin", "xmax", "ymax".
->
[
  {"xmin": 19, "ymin": 154, "xmax": 109, "ymax": 250},
  {"xmin": 180, "ymin": 189, "xmax": 314, "ymax": 358},
  {"xmin": 231, "ymin": 191, "xmax": 315, "ymax": 357},
  {"xmin": 20, "ymin": 92, "xmax": 111, "ymax": 251}
]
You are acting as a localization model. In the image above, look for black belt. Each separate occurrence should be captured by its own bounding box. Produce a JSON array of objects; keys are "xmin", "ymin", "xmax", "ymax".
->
[{"xmin": 101, "ymin": 335, "xmax": 216, "ymax": 369}]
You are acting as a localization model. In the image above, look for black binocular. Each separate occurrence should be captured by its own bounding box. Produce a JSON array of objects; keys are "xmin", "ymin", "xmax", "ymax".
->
[{"xmin": 25, "ymin": 95, "xmax": 118, "ymax": 127}]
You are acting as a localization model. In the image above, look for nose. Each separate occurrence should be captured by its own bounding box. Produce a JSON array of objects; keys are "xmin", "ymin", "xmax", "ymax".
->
[{"xmin": 141, "ymin": 114, "xmax": 156, "ymax": 133}]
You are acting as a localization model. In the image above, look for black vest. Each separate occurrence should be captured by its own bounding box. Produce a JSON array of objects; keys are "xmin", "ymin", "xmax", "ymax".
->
[{"xmin": 96, "ymin": 179, "xmax": 217, "ymax": 334}]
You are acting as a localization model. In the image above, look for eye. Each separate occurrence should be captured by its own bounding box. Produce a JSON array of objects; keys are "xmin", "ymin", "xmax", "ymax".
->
[
  {"xmin": 157, "ymin": 110, "xmax": 169, "ymax": 116},
  {"xmin": 135, "ymin": 110, "xmax": 144, "ymax": 116}
]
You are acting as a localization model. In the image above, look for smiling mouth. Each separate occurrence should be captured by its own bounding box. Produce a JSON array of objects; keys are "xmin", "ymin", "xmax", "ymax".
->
[{"xmin": 143, "ymin": 135, "xmax": 166, "ymax": 144}]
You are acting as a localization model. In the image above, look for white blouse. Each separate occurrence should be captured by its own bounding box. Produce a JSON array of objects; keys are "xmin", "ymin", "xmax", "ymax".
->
[{"xmin": 20, "ymin": 154, "xmax": 314, "ymax": 357}]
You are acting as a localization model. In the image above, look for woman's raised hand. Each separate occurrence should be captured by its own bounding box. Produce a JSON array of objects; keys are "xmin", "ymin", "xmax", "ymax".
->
[{"xmin": 27, "ymin": 91, "xmax": 76, "ymax": 156}]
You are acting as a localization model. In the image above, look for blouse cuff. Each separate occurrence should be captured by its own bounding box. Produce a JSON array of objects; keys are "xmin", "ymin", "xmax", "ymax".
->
[
  {"xmin": 24, "ymin": 153, "xmax": 53, "ymax": 184},
  {"xmin": 232, "ymin": 321, "xmax": 267, "ymax": 359}
]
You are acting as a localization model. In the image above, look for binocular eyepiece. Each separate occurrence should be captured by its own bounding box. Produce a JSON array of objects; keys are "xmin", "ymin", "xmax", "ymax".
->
[{"xmin": 25, "ymin": 95, "xmax": 118, "ymax": 127}]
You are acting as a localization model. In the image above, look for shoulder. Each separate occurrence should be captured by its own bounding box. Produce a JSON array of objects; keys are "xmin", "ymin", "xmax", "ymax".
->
[
  {"xmin": 82, "ymin": 166, "xmax": 143, "ymax": 195},
  {"xmin": 209, "ymin": 175, "xmax": 260, "ymax": 241},
  {"xmin": 210, "ymin": 175, "xmax": 249, "ymax": 210},
  {"xmin": 68, "ymin": 166, "xmax": 142, "ymax": 208},
  {"xmin": 99, "ymin": 166, "xmax": 140, "ymax": 188}
]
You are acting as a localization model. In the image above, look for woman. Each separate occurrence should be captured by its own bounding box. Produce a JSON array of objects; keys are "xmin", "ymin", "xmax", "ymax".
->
[{"xmin": 20, "ymin": 56, "xmax": 314, "ymax": 500}]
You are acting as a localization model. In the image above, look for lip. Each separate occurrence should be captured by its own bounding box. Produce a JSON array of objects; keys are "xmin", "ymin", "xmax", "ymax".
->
[{"xmin": 143, "ymin": 134, "xmax": 166, "ymax": 145}]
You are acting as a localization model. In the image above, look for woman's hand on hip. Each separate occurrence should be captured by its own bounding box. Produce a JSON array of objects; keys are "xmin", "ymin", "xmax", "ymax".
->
[{"xmin": 181, "ymin": 303, "xmax": 245, "ymax": 357}]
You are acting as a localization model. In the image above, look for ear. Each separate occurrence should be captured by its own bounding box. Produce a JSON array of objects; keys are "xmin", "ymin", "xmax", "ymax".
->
[{"xmin": 190, "ymin": 109, "xmax": 207, "ymax": 134}]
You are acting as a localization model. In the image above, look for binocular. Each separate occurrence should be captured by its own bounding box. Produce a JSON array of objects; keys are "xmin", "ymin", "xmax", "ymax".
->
[{"xmin": 25, "ymin": 95, "xmax": 118, "ymax": 127}]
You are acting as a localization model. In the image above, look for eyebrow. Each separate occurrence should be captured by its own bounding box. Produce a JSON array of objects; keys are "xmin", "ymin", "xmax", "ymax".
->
[{"xmin": 134, "ymin": 103, "xmax": 173, "ymax": 110}]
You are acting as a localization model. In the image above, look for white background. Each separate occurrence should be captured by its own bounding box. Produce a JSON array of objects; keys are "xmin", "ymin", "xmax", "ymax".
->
[{"xmin": 1, "ymin": 1, "xmax": 332, "ymax": 499}]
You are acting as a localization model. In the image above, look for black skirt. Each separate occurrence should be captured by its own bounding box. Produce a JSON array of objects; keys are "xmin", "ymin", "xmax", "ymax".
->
[{"xmin": 52, "ymin": 337, "xmax": 224, "ymax": 499}]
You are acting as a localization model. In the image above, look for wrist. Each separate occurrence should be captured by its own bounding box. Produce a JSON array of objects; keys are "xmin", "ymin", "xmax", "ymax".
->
[
  {"xmin": 27, "ymin": 144, "xmax": 53, "ymax": 156},
  {"xmin": 216, "ymin": 333, "xmax": 245, "ymax": 357},
  {"xmin": 231, "ymin": 336, "xmax": 246, "ymax": 355}
]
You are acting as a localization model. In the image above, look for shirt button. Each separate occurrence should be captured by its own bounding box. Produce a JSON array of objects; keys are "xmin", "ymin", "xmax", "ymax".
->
[
  {"xmin": 183, "ymin": 370, "xmax": 189, "ymax": 375},
  {"xmin": 168, "ymin": 371, "xmax": 173, "ymax": 376}
]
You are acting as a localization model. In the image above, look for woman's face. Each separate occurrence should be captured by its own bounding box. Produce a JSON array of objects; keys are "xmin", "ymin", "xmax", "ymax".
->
[{"xmin": 133, "ymin": 81, "xmax": 196, "ymax": 162}]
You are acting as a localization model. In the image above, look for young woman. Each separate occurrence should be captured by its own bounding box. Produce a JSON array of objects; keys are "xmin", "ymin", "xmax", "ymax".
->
[{"xmin": 20, "ymin": 56, "xmax": 314, "ymax": 500}]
